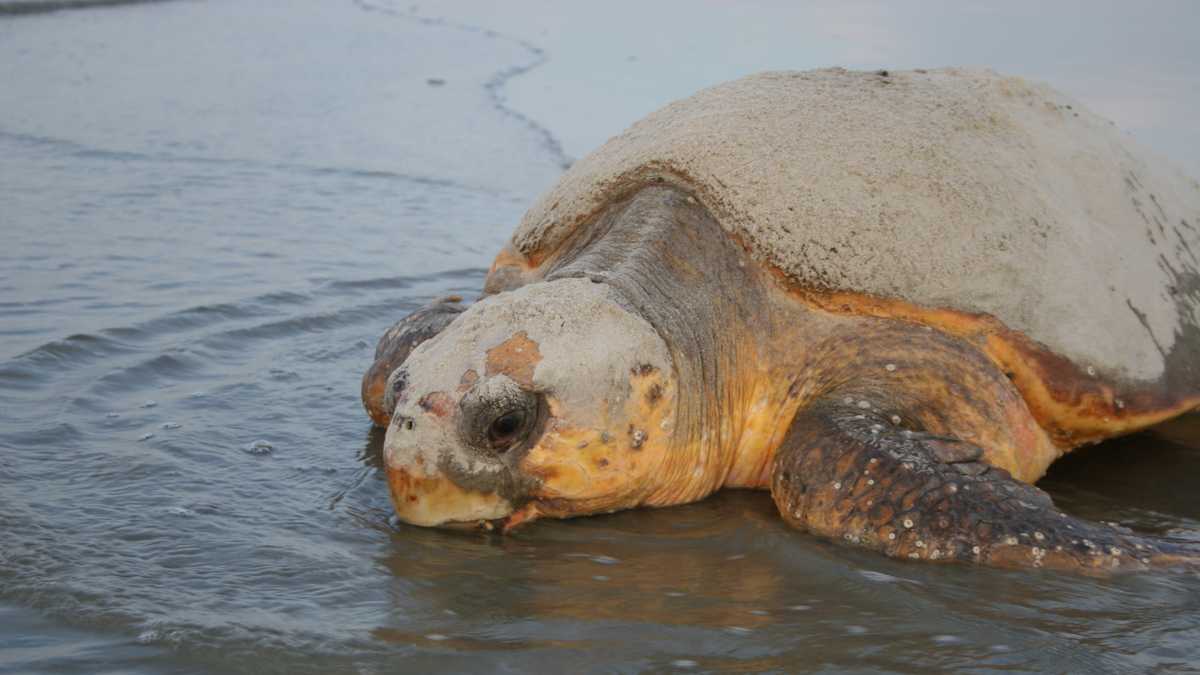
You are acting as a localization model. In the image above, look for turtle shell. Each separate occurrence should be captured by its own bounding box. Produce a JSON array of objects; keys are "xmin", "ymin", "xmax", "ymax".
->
[{"xmin": 500, "ymin": 68, "xmax": 1200, "ymax": 444}]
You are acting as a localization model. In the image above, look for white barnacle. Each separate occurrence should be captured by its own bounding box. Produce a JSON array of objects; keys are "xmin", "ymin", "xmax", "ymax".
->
[
  {"xmin": 885, "ymin": 363, "xmax": 897, "ymax": 372},
  {"xmin": 1034, "ymin": 532, "xmax": 1045, "ymax": 541},
  {"xmin": 844, "ymin": 396, "xmax": 855, "ymax": 405},
  {"xmin": 915, "ymin": 540, "xmax": 925, "ymax": 548},
  {"xmin": 857, "ymin": 400, "xmax": 872, "ymax": 410},
  {"xmin": 867, "ymin": 479, "xmax": 875, "ymax": 486},
  {"xmin": 869, "ymin": 457, "xmax": 878, "ymax": 464},
  {"xmin": 833, "ymin": 481, "xmax": 842, "ymax": 490},
  {"xmin": 946, "ymin": 484, "xmax": 958, "ymax": 494},
  {"xmin": 1109, "ymin": 547, "xmax": 1122, "ymax": 556},
  {"xmin": 631, "ymin": 429, "xmax": 647, "ymax": 447},
  {"xmin": 903, "ymin": 518, "xmax": 914, "ymax": 529},
  {"xmin": 888, "ymin": 532, "xmax": 897, "ymax": 540},
  {"xmin": 972, "ymin": 546, "xmax": 981, "ymax": 555},
  {"xmin": 930, "ymin": 550, "xmax": 941, "ymax": 559},
  {"xmin": 908, "ymin": 552, "xmax": 921, "ymax": 559},
  {"xmin": 890, "ymin": 415, "xmax": 901, "ymax": 425},
  {"xmin": 1086, "ymin": 366, "xmax": 1097, "ymax": 377},
  {"xmin": 902, "ymin": 463, "xmax": 914, "ymax": 471},
  {"xmin": 1004, "ymin": 537, "xmax": 1018, "ymax": 546}
]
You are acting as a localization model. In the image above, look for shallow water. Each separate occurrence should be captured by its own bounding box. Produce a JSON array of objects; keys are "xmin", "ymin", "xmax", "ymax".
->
[{"xmin": 2, "ymin": 1, "xmax": 1200, "ymax": 673}]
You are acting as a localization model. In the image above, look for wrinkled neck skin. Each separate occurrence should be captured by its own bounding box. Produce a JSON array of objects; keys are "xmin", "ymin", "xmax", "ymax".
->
[{"xmin": 541, "ymin": 186, "xmax": 834, "ymax": 503}]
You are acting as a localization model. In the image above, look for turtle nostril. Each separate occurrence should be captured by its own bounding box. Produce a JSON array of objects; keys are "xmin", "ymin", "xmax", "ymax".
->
[
  {"xmin": 391, "ymin": 372, "xmax": 407, "ymax": 393},
  {"xmin": 404, "ymin": 419, "xmax": 415, "ymax": 431},
  {"xmin": 395, "ymin": 416, "xmax": 415, "ymax": 431}
]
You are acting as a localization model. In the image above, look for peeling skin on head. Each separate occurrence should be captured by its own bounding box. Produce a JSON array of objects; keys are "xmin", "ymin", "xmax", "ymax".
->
[
  {"xmin": 417, "ymin": 391, "xmax": 454, "ymax": 418},
  {"xmin": 486, "ymin": 331, "xmax": 541, "ymax": 387}
]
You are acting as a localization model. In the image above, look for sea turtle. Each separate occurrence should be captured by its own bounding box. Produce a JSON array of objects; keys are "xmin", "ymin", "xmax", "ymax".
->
[{"xmin": 362, "ymin": 69, "xmax": 1200, "ymax": 572}]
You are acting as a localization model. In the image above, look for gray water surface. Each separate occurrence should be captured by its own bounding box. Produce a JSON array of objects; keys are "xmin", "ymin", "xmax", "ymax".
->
[{"xmin": 2, "ymin": 1, "xmax": 1199, "ymax": 673}]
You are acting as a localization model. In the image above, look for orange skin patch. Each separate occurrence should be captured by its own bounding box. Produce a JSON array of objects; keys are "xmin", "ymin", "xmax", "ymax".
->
[
  {"xmin": 518, "ymin": 366, "xmax": 687, "ymax": 519},
  {"xmin": 458, "ymin": 369, "xmax": 479, "ymax": 393},
  {"xmin": 417, "ymin": 391, "xmax": 454, "ymax": 418},
  {"xmin": 483, "ymin": 244, "xmax": 543, "ymax": 295},
  {"xmin": 485, "ymin": 331, "xmax": 542, "ymax": 387},
  {"xmin": 362, "ymin": 364, "xmax": 394, "ymax": 427}
]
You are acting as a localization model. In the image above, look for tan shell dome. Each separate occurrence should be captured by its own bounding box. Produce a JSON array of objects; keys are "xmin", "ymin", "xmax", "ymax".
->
[{"xmin": 511, "ymin": 68, "xmax": 1200, "ymax": 385}]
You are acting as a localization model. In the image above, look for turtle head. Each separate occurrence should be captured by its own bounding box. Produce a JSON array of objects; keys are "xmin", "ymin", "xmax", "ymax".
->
[{"xmin": 382, "ymin": 277, "xmax": 678, "ymax": 530}]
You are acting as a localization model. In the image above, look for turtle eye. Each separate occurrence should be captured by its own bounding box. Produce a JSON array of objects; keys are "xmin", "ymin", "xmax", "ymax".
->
[
  {"xmin": 487, "ymin": 410, "xmax": 527, "ymax": 452},
  {"xmin": 459, "ymin": 378, "xmax": 546, "ymax": 455}
]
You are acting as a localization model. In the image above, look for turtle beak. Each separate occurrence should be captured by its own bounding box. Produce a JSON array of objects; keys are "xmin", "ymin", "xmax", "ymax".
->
[{"xmin": 383, "ymin": 463, "xmax": 514, "ymax": 528}]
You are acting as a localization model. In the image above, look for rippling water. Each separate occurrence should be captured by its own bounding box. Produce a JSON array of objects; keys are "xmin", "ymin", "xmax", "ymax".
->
[{"xmin": 2, "ymin": 1, "xmax": 1199, "ymax": 673}]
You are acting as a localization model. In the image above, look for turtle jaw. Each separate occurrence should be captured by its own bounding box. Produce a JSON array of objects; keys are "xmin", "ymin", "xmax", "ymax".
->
[
  {"xmin": 384, "ymin": 464, "xmax": 515, "ymax": 528},
  {"xmin": 384, "ymin": 459, "xmax": 542, "ymax": 532}
]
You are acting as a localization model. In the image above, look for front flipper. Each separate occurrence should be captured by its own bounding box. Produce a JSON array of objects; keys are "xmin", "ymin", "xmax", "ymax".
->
[
  {"xmin": 362, "ymin": 297, "xmax": 465, "ymax": 426},
  {"xmin": 771, "ymin": 399, "xmax": 1199, "ymax": 572}
]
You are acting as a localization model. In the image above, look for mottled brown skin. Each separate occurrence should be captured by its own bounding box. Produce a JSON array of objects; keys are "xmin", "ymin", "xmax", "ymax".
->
[{"xmin": 364, "ymin": 184, "xmax": 1200, "ymax": 573}]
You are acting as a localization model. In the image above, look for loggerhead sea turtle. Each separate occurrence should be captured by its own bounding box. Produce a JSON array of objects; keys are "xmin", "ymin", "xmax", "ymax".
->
[{"xmin": 362, "ymin": 69, "xmax": 1200, "ymax": 572}]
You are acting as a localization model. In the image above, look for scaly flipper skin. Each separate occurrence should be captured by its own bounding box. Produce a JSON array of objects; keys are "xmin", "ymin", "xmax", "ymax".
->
[
  {"xmin": 771, "ymin": 399, "xmax": 1200, "ymax": 572},
  {"xmin": 362, "ymin": 297, "xmax": 465, "ymax": 426}
]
